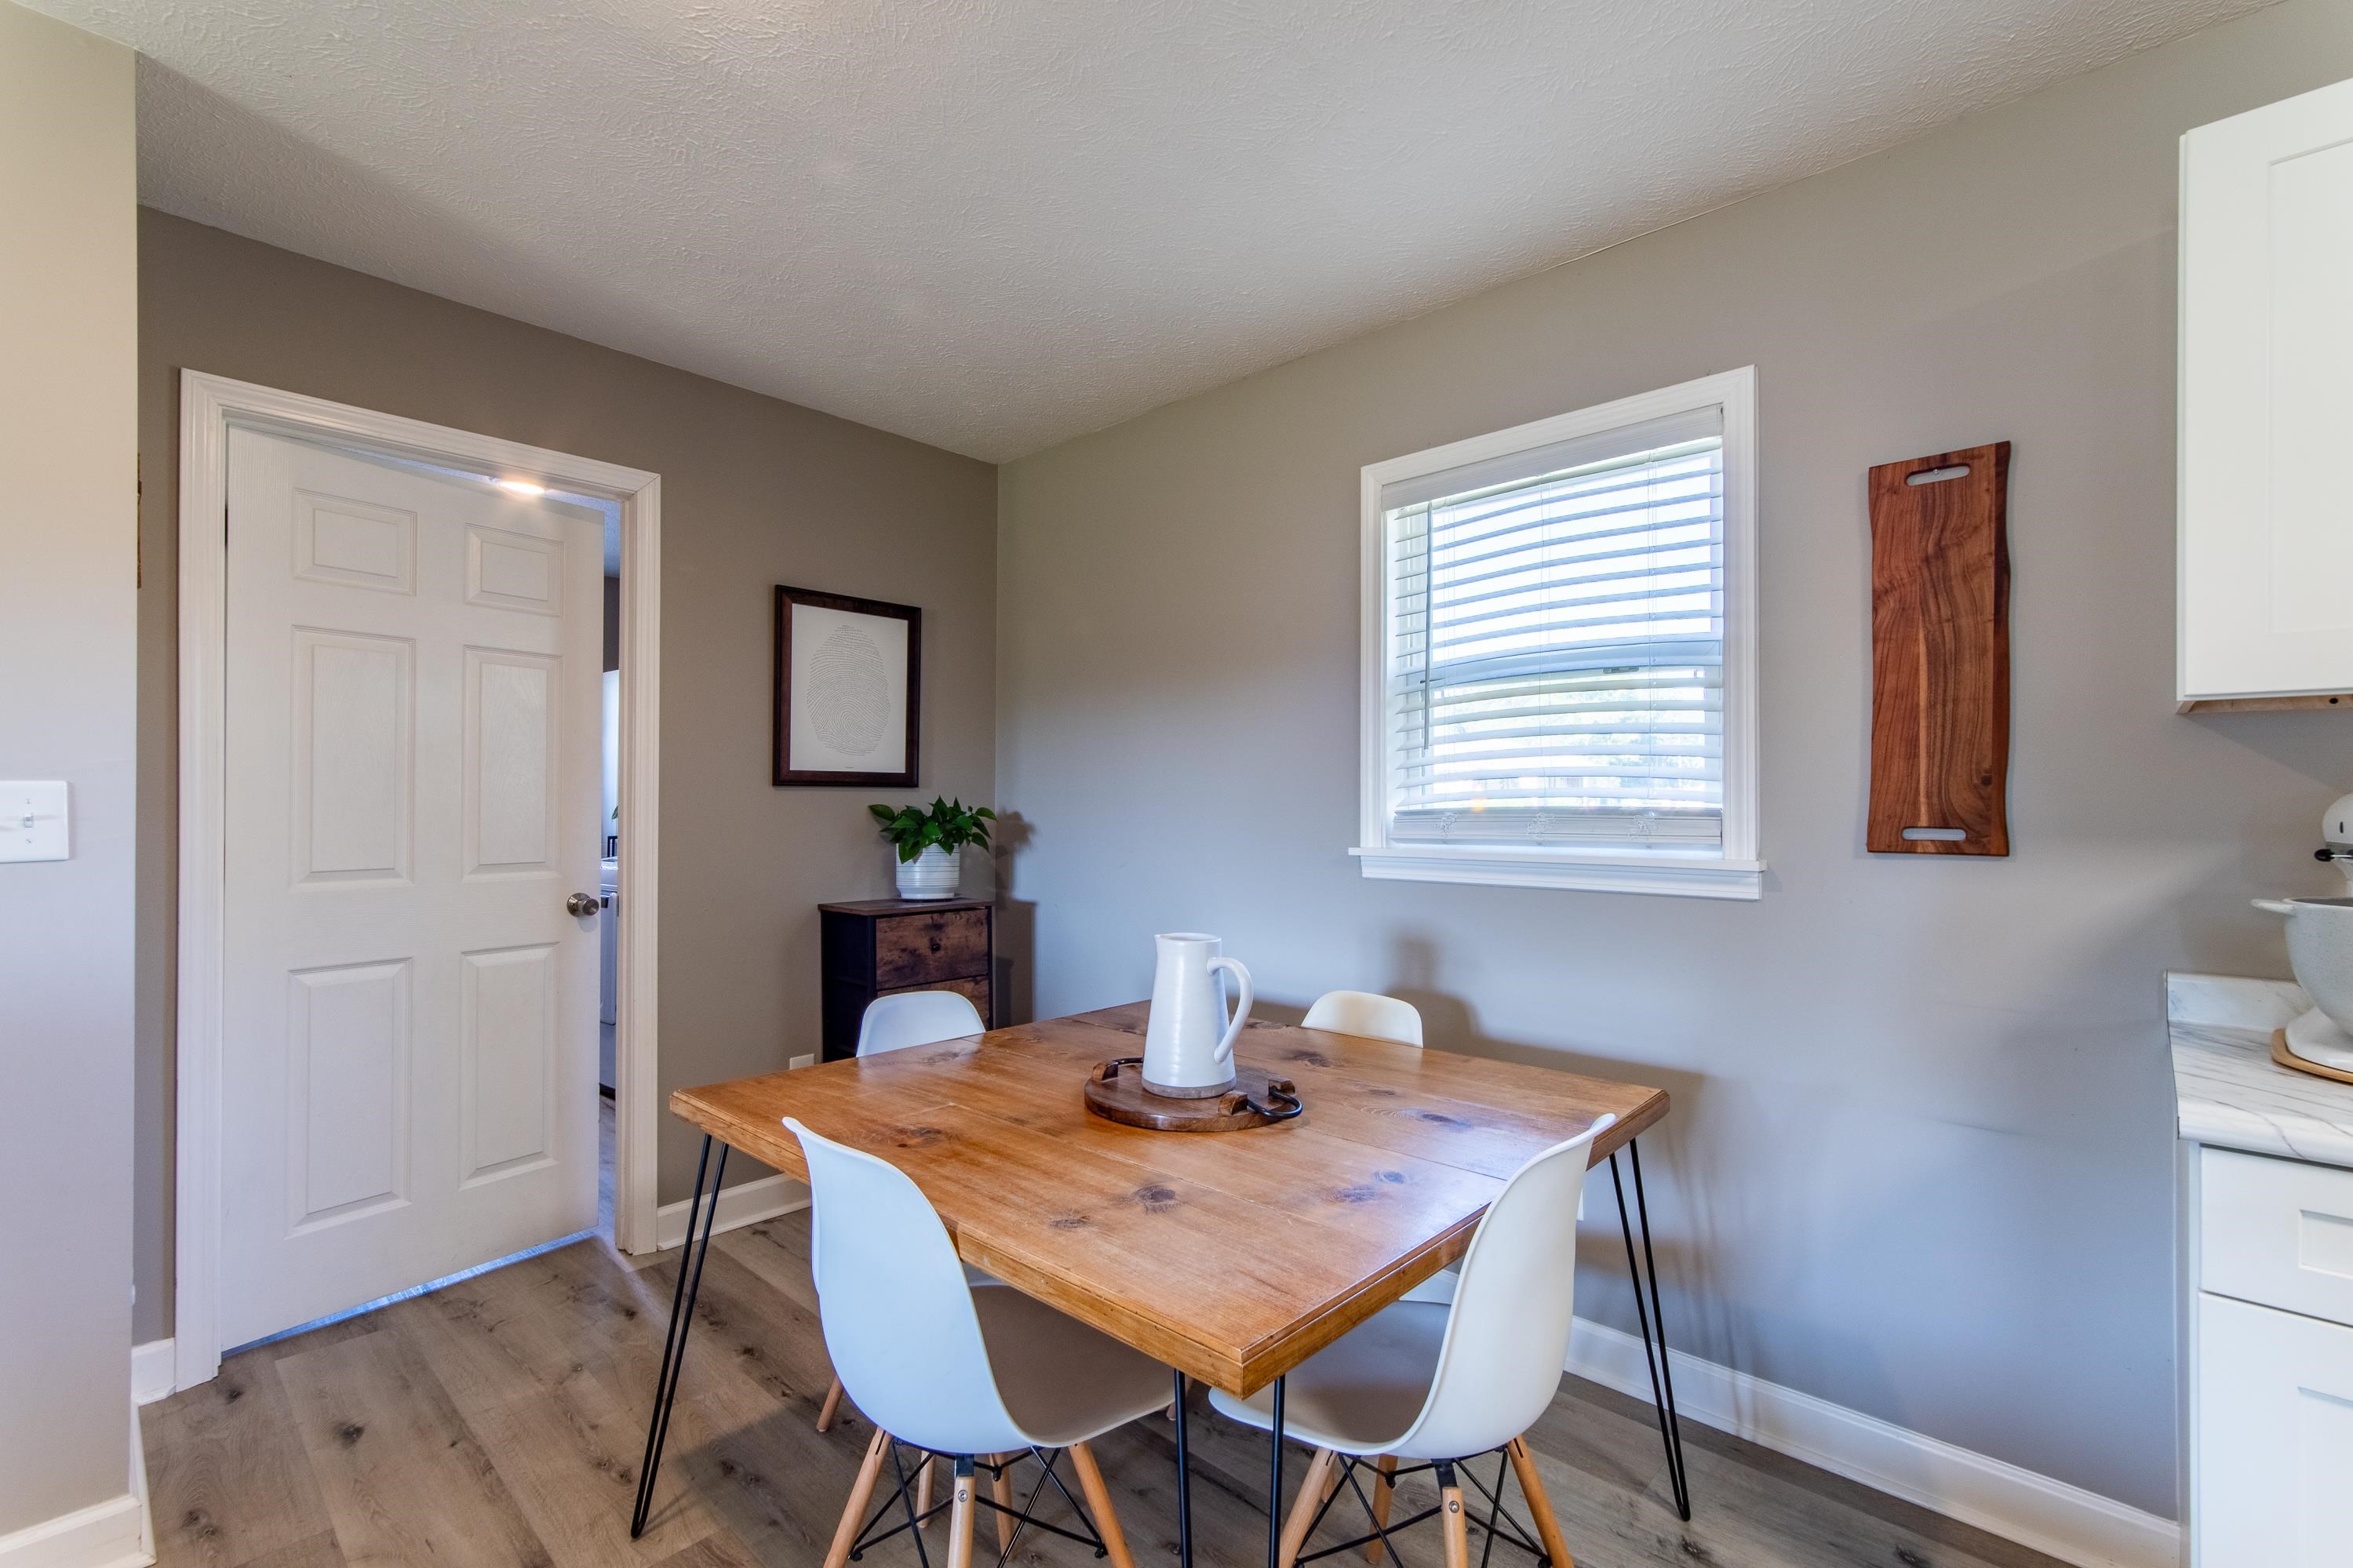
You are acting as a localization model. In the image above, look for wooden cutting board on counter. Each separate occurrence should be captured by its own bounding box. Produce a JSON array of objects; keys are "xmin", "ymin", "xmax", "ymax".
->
[{"xmin": 1867, "ymin": 442, "xmax": 2012, "ymax": 856}]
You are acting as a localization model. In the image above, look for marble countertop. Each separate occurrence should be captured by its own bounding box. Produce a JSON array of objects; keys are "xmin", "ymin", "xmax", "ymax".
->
[{"xmin": 2172, "ymin": 972, "xmax": 2353, "ymax": 1169}]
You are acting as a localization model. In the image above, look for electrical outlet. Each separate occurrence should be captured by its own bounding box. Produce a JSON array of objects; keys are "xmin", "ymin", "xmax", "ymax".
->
[{"xmin": 789, "ymin": 1053, "xmax": 815, "ymax": 1071}]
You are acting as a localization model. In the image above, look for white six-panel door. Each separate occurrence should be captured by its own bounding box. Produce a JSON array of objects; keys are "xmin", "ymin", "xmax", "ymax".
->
[{"xmin": 220, "ymin": 427, "xmax": 602, "ymax": 1348}]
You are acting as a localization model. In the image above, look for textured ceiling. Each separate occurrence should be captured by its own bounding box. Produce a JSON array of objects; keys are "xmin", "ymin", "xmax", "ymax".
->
[{"xmin": 38, "ymin": 0, "xmax": 2260, "ymax": 460}]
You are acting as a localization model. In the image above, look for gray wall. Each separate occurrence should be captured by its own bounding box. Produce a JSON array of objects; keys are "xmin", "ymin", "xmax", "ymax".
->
[
  {"xmin": 0, "ymin": 0, "xmax": 139, "ymax": 1537},
  {"xmin": 136, "ymin": 211, "xmax": 997, "ymax": 1341},
  {"xmin": 996, "ymin": 0, "xmax": 2353, "ymax": 1517}
]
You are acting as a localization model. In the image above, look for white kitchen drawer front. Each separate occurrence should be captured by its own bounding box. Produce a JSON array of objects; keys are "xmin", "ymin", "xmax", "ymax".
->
[
  {"xmin": 2195, "ymin": 1293, "xmax": 2353, "ymax": 1565},
  {"xmin": 2202, "ymin": 1146, "xmax": 2353, "ymax": 1326}
]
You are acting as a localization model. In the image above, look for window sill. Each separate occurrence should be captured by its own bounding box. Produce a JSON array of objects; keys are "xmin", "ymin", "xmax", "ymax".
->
[{"xmin": 1350, "ymin": 845, "xmax": 1764, "ymax": 900}]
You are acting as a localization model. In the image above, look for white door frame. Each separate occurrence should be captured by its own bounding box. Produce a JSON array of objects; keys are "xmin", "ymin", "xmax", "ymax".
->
[{"xmin": 175, "ymin": 369, "xmax": 664, "ymax": 1392}]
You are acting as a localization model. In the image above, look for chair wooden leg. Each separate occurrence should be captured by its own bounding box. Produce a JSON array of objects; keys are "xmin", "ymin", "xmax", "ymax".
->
[
  {"xmin": 815, "ymin": 1376, "xmax": 845, "ymax": 1433},
  {"xmin": 1278, "ymin": 1448, "xmax": 1338, "ymax": 1568},
  {"xmin": 823, "ymin": 1428, "xmax": 891, "ymax": 1568},
  {"xmin": 989, "ymin": 1454, "xmax": 1016, "ymax": 1550},
  {"xmin": 1506, "ymin": 1438, "xmax": 1573, "ymax": 1568},
  {"xmin": 1069, "ymin": 1441, "xmax": 1138, "ymax": 1568},
  {"xmin": 947, "ymin": 1459, "xmax": 978, "ymax": 1568},
  {"xmin": 1364, "ymin": 1455, "xmax": 1398, "ymax": 1563},
  {"xmin": 1438, "ymin": 1474, "xmax": 1469, "ymax": 1568},
  {"xmin": 916, "ymin": 1454, "xmax": 935, "ymax": 1520}
]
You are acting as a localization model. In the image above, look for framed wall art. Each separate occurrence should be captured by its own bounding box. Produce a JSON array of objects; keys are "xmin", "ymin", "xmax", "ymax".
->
[{"xmin": 772, "ymin": 584, "xmax": 920, "ymax": 787}]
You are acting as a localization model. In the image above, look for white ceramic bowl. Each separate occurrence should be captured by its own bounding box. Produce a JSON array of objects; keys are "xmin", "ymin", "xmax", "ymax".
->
[{"xmin": 2256, "ymin": 896, "xmax": 2353, "ymax": 1035}]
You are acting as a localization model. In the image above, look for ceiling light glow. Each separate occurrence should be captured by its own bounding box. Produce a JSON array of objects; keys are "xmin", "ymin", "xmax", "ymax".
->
[{"xmin": 497, "ymin": 478, "xmax": 548, "ymax": 497}]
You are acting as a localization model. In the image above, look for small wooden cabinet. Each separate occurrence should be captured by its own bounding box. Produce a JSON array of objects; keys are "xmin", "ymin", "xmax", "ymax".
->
[{"xmin": 819, "ymin": 897, "xmax": 993, "ymax": 1060}]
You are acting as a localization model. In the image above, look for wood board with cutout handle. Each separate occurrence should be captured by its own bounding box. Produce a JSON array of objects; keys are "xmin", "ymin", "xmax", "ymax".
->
[{"xmin": 1867, "ymin": 442, "xmax": 2011, "ymax": 856}]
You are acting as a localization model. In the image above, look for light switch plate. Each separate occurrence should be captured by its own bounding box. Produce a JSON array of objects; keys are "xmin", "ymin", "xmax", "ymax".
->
[{"xmin": 0, "ymin": 781, "xmax": 69, "ymax": 862}]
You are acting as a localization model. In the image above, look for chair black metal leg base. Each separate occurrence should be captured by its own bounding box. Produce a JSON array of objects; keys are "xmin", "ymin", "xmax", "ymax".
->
[
  {"xmin": 629, "ymin": 1133, "xmax": 729, "ymax": 1539},
  {"xmin": 1611, "ymin": 1136, "xmax": 1691, "ymax": 1521},
  {"xmin": 848, "ymin": 1446, "xmax": 1110, "ymax": 1567},
  {"xmin": 1295, "ymin": 1448, "xmax": 1550, "ymax": 1568}
]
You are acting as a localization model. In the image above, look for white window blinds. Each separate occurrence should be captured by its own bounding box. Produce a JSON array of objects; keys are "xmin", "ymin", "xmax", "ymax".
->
[{"xmin": 1381, "ymin": 406, "xmax": 1725, "ymax": 849}]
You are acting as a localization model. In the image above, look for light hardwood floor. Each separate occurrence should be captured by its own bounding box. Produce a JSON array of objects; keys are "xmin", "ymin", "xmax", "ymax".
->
[{"xmin": 142, "ymin": 1211, "xmax": 2071, "ymax": 1568}]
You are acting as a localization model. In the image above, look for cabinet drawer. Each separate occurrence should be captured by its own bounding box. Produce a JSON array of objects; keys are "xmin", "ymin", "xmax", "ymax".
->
[
  {"xmin": 2195, "ymin": 1293, "xmax": 2353, "ymax": 1564},
  {"xmin": 879, "ymin": 974, "xmax": 990, "ymax": 1027},
  {"xmin": 873, "ymin": 908, "xmax": 989, "ymax": 988},
  {"xmin": 2202, "ymin": 1146, "xmax": 2353, "ymax": 1326}
]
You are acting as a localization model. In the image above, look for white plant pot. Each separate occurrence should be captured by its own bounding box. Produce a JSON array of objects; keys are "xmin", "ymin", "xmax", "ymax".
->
[{"xmin": 895, "ymin": 844, "xmax": 960, "ymax": 900}]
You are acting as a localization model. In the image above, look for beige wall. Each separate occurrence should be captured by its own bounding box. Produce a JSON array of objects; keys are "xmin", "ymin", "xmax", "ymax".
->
[
  {"xmin": 0, "ymin": 0, "xmax": 139, "ymax": 1539},
  {"xmin": 136, "ymin": 211, "xmax": 996, "ymax": 1341},
  {"xmin": 997, "ymin": 0, "xmax": 2353, "ymax": 1518}
]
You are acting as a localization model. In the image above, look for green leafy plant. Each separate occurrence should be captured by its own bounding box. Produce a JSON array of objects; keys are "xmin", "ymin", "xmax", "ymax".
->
[{"xmin": 869, "ymin": 796, "xmax": 997, "ymax": 864}]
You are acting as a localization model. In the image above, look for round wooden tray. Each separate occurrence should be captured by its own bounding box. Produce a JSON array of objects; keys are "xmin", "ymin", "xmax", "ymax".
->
[{"xmin": 1083, "ymin": 1057, "xmax": 1302, "ymax": 1132}]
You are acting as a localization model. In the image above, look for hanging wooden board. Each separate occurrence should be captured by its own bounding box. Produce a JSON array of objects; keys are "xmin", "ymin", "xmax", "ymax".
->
[{"xmin": 1867, "ymin": 442, "xmax": 2012, "ymax": 856}]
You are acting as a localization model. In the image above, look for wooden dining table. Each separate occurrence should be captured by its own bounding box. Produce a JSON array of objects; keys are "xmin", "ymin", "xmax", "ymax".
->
[{"xmin": 629, "ymin": 1004, "xmax": 1689, "ymax": 1566}]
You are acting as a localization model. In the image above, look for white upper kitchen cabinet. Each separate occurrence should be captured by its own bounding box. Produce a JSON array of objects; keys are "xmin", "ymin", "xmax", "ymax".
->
[{"xmin": 2179, "ymin": 76, "xmax": 2353, "ymax": 712}]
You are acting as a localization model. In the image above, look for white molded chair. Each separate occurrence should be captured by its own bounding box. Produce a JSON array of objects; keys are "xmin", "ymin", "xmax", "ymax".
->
[
  {"xmin": 789, "ymin": 1118, "xmax": 1167, "ymax": 1568},
  {"xmin": 1302, "ymin": 992, "xmax": 1453, "ymax": 1305},
  {"xmin": 816, "ymin": 988, "xmax": 996, "ymax": 1437},
  {"xmin": 1208, "ymin": 1114, "xmax": 1615, "ymax": 1568},
  {"xmin": 858, "ymin": 989, "xmax": 985, "ymax": 1056},
  {"xmin": 1302, "ymin": 990, "xmax": 1423, "ymax": 1047}
]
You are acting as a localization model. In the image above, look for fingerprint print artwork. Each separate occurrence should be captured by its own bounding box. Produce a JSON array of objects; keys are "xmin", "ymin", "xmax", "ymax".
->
[{"xmin": 808, "ymin": 623, "xmax": 888, "ymax": 758}]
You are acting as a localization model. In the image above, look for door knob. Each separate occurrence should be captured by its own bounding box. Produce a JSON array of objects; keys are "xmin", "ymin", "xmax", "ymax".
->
[{"xmin": 567, "ymin": 892, "xmax": 601, "ymax": 917}]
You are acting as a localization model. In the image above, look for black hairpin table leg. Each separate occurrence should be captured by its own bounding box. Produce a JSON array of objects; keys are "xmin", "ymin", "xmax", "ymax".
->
[
  {"xmin": 1266, "ymin": 1375, "xmax": 1287, "ymax": 1568},
  {"xmin": 1610, "ymin": 1137, "xmax": 1691, "ymax": 1521},
  {"xmin": 1171, "ymin": 1371, "xmax": 1194, "ymax": 1568},
  {"xmin": 630, "ymin": 1133, "xmax": 729, "ymax": 1538}
]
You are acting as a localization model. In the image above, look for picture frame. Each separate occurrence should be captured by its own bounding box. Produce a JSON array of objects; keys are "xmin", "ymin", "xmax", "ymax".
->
[{"xmin": 772, "ymin": 584, "xmax": 921, "ymax": 788}]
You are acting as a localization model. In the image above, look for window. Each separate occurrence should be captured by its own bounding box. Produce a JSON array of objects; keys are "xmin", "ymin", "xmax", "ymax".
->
[{"xmin": 1354, "ymin": 368, "xmax": 1759, "ymax": 898}]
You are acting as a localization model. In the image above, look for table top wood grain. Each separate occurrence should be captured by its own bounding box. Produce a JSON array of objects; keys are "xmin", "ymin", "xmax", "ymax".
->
[{"xmin": 671, "ymin": 1004, "xmax": 1666, "ymax": 1395}]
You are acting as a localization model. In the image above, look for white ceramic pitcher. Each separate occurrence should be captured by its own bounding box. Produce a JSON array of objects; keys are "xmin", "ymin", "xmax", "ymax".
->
[{"xmin": 1142, "ymin": 933, "xmax": 1254, "ymax": 1098}]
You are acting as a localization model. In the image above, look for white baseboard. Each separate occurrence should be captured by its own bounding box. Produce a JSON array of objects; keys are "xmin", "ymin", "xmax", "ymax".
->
[
  {"xmin": 0, "ymin": 1493, "xmax": 148, "ymax": 1568},
  {"xmin": 654, "ymin": 1173, "xmax": 807, "ymax": 1250},
  {"xmin": 129, "ymin": 1341, "xmax": 174, "ymax": 1406},
  {"xmin": 1566, "ymin": 1317, "xmax": 2179, "ymax": 1568},
  {"xmin": 1, "ymin": 1384, "xmax": 158, "ymax": 1568}
]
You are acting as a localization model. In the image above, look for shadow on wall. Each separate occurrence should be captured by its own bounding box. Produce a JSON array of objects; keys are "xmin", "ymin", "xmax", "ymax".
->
[
  {"xmin": 1259, "ymin": 930, "xmax": 1736, "ymax": 1361},
  {"xmin": 136, "ymin": 60, "xmax": 694, "ymax": 367},
  {"xmin": 2195, "ymin": 709, "xmax": 2353, "ymax": 824},
  {"xmin": 990, "ymin": 812, "xmax": 1038, "ymax": 1025}
]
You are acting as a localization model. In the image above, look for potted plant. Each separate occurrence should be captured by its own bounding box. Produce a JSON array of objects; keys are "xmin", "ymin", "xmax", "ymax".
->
[{"xmin": 869, "ymin": 796, "xmax": 996, "ymax": 900}]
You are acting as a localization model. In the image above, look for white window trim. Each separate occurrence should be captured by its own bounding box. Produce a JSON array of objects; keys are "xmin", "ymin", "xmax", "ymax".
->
[{"xmin": 1353, "ymin": 366, "xmax": 1761, "ymax": 900}]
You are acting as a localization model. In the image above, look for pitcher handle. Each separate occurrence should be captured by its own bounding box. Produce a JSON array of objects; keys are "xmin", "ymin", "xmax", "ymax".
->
[{"xmin": 1209, "ymin": 957, "xmax": 1253, "ymax": 1068}]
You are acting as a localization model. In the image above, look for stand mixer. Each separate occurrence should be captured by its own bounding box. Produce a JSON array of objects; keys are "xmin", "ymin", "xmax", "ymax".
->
[
  {"xmin": 2257, "ymin": 793, "xmax": 2353, "ymax": 1079},
  {"xmin": 2318, "ymin": 793, "xmax": 2353, "ymax": 892}
]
